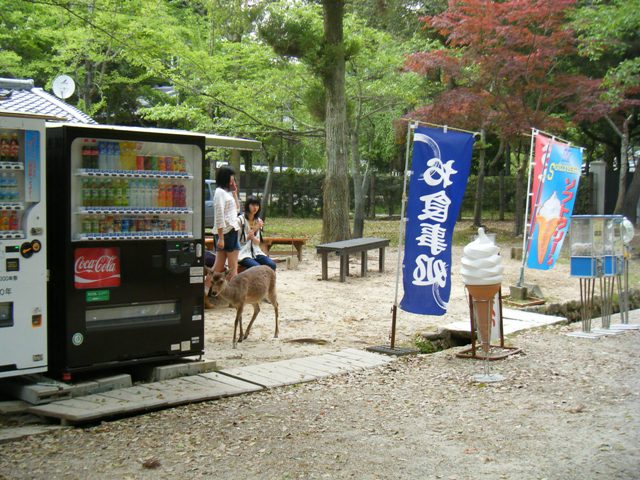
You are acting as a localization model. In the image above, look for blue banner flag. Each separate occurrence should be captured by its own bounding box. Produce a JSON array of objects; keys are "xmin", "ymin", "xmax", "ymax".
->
[
  {"xmin": 526, "ymin": 143, "xmax": 582, "ymax": 270},
  {"xmin": 400, "ymin": 127, "xmax": 474, "ymax": 316}
]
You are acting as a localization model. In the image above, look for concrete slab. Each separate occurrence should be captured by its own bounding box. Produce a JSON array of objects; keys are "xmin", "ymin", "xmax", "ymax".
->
[
  {"xmin": 136, "ymin": 360, "xmax": 217, "ymax": 382},
  {"xmin": 502, "ymin": 308, "xmax": 567, "ymax": 325},
  {"xmin": 0, "ymin": 400, "xmax": 30, "ymax": 414}
]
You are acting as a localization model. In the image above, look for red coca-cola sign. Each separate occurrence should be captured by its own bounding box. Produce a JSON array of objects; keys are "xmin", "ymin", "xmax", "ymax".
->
[{"xmin": 74, "ymin": 247, "xmax": 121, "ymax": 289}]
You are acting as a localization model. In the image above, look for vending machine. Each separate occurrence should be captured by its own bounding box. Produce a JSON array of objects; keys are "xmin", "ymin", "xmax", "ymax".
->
[
  {"xmin": 0, "ymin": 113, "xmax": 48, "ymax": 378},
  {"xmin": 46, "ymin": 124, "xmax": 205, "ymax": 379}
]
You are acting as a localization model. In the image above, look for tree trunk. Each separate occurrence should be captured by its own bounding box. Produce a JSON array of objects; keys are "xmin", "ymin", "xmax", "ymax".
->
[
  {"xmin": 321, "ymin": 0, "xmax": 351, "ymax": 242},
  {"xmin": 513, "ymin": 141, "xmax": 526, "ymax": 236},
  {"xmin": 623, "ymin": 163, "xmax": 640, "ymax": 225},
  {"xmin": 473, "ymin": 129, "xmax": 486, "ymax": 227},
  {"xmin": 261, "ymin": 154, "xmax": 275, "ymax": 220},
  {"xmin": 498, "ymin": 171, "xmax": 505, "ymax": 221},
  {"xmin": 367, "ymin": 174, "xmax": 376, "ymax": 219},
  {"xmin": 350, "ymin": 111, "xmax": 368, "ymax": 238},
  {"xmin": 611, "ymin": 115, "xmax": 632, "ymax": 214}
]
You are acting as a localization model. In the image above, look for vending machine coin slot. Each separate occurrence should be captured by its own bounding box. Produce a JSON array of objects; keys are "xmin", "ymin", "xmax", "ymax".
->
[{"xmin": 166, "ymin": 241, "xmax": 195, "ymax": 274}]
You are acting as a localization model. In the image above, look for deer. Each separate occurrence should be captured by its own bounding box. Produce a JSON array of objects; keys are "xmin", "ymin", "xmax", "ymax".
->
[{"xmin": 208, "ymin": 265, "xmax": 279, "ymax": 348}]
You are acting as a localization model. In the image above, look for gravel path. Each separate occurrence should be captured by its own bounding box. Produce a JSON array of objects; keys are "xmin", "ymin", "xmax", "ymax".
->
[{"xmin": 1, "ymin": 322, "xmax": 638, "ymax": 480}]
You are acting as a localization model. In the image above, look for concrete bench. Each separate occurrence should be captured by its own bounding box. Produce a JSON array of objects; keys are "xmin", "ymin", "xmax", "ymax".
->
[
  {"xmin": 316, "ymin": 237, "xmax": 389, "ymax": 282},
  {"xmin": 261, "ymin": 237, "xmax": 307, "ymax": 261}
]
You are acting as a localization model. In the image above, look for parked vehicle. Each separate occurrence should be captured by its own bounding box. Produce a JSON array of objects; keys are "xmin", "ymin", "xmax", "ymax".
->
[{"xmin": 204, "ymin": 179, "xmax": 215, "ymax": 230}]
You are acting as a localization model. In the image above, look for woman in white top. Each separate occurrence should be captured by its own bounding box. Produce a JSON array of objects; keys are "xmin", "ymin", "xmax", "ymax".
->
[
  {"xmin": 238, "ymin": 196, "xmax": 276, "ymax": 271},
  {"xmin": 212, "ymin": 166, "xmax": 241, "ymax": 279}
]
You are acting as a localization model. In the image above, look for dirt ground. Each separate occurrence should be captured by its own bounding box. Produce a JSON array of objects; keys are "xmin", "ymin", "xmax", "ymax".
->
[
  {"xmin": 1, "ymin": 243, "xmax": 639, "ymax": 479},
  {"xmin": 202, "ymin": 245, "xmax": 585, "ymax": 369}
]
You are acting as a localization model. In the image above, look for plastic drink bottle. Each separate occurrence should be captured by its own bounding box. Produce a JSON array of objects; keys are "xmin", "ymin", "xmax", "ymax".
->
[{"xmin": 9, "ymin": 134, "xmax": 19, "ymax": 161}]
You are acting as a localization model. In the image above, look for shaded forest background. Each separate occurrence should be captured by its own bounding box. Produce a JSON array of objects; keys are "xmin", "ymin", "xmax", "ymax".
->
[{"xmin": 1, "ymin": 0, "xmax": 638, "ymax": 237}]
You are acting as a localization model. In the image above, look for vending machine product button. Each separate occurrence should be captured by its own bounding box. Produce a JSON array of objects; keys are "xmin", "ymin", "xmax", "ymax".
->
[{"xmin": 6, "ymin": 258, "xmax": 19, "ymax": 271}]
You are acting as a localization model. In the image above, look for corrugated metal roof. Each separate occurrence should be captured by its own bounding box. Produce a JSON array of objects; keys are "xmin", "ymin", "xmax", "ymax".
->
[{"xmin": 0, "ymin": 78, "xmax": 96, "ymax": 124}]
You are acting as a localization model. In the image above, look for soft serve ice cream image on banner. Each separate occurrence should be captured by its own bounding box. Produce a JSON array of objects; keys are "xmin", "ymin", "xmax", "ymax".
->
[
  {"xmin": 460, "ymin": 228, "xmax": 504, "ymax": 352},
  {"xmin": 534, "ymin": 191, "xmax": 561, "ymax": 264}
]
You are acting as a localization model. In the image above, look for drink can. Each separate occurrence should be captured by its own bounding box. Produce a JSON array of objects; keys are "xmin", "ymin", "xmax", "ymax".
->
[
  {"xmin": 150, "ymin": 155, "xmax": 158, "ymax": 171},
  {"xmin": 82, "ymin": 218, "xmax": 91, "ymax": 233},
  {"xmin": 136, "ymin": 155, "xmax": 145, "ymax": 170},
  {"xmin": 165, "ymin": 156, "xmax": 173, "ymax": 171},
  {"xmin": 144, "ymin": 155, "xmax": 151, "ymax": 170}
]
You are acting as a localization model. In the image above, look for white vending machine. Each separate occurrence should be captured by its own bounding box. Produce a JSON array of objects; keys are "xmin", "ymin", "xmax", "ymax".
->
[{"xmin": 0, "ymin": 112, "xmax": 47, "ymax": 378}]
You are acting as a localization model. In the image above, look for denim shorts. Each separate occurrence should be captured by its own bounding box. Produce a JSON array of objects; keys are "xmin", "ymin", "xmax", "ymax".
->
[{"xmin": 214, "ymin": 229, "xmax": 240, "ymax": 253}]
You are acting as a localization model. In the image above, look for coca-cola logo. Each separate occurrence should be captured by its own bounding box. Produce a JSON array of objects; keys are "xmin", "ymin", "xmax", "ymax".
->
[
  {"xmin": 74, "ymin": 248, "xmax": 120, "ymax": 289},
  {"xmin": 75, "ymin": 255, "xmax": 118, "ymax": 274}
]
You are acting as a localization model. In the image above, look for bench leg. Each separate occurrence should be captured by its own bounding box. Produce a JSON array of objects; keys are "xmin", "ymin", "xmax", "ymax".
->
[
  {"xmin": 296, "ymin": 244, "xmax": 303, "ymax": 261},
  {"xmin": 379, "ymin": 247, "xmax": 386, "ymax": 272},
  {"xmin": 339, "ymin": 255, "xmax": 347, "ymax": 282},
  {"xmin": 361, "ymin": 251, "xmax": 368, "ymax": 277},
  {"xmin": 321, "ymin": 253, "xmax": 328, "ymax": 280}
]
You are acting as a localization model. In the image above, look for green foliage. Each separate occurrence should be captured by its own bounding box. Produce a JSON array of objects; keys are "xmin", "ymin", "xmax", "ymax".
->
[{"xmin": 413, "ymin": 335, "xmax": 440, "ymax": 354}]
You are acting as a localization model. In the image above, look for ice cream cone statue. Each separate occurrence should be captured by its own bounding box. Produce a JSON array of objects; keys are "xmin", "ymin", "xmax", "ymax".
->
[
  {"xmin": 535, "ymin": 192, "xmax": 561, "ymax": 264},
  {"xmin": 460, "ymin": 228, "xmax": 504, "ymax": 356}
]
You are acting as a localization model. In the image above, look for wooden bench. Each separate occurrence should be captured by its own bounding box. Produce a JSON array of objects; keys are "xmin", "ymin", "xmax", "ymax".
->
[
  {"xmin": 204, "ymin": 236, "xmax": 306, "ymax": 263},
  {"xmin": 316, "ymin": 237, "xmax": 390, "ymax": 282},
  {"xmin": 261, "ymin": 237, "xmax": 307, "ymax": 261}
]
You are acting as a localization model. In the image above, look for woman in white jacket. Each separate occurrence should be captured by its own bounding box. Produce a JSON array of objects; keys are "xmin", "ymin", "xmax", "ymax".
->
[
  {"xmin": 238, "ymin": 196, "xmax": 276, "ymax": 271},
  {"xmin": 212, "ymin": 166, "xmax": 241, "ymax": 279}
]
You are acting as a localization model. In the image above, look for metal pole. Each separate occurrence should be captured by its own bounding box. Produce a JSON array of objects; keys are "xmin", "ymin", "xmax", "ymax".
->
[
  {"xmin": 390, "ymin": 122, "xmax": 417, "ymax": 347},
  {"xmin": 399, "ymin": 118, "xmax": 480, "ymax": 137},
  {"xmin": 517, "ymin": 128, "xmax": 537, "ymax": 287}
]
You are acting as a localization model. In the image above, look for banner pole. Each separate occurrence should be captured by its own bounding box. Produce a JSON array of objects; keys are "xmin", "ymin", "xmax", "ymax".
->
[
  {"xmin": 400, "ymin": 117, "xmax": 479, "ymax": 137},
  {"xmin": 390, "ymin": 122, "xmax": 417, "ymax": 348},
  {"xmin": 517, "ymin": 129, "xmax": 538, "ymax": 287}
]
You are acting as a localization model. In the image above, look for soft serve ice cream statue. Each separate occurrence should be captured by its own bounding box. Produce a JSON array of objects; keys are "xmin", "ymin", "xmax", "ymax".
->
[{"xmin": 460, "ymin": 228, "xmax": 504, "ymax": 352}]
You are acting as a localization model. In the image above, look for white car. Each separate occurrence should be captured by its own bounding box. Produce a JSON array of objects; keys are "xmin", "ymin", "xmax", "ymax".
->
[{"xmin": 204, "ymin": 179, "xmax": 216, "ymax": 230}]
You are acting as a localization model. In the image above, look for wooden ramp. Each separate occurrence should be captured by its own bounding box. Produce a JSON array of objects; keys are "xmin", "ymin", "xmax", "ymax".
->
[{"xmin": 28, "ymin": 349, "xmax": 394, "ymax": 425}]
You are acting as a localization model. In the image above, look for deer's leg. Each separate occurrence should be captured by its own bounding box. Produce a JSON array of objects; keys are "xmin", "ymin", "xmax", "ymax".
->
[
  {"xmin": 233, "ymin": 305, "xmax": 244, "ymax": 348},
  {"xmin": 269, "ymin": 291, "xmax": 279, "ymax": 339},
  {"xmin": 243, "ymin": 303, "xmax": 260, "ymax": 340},
  {"xmin": 271, "ymin": 297, "xmax": 278, "ymax": 338}
]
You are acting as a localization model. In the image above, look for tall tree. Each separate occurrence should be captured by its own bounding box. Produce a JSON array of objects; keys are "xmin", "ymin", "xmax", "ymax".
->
[
  {"xmin": 405, "ymin": 0, "xmax": 590, "ymax": 232},
  {"xmin": 320, "ymin": 0, "xmax": 351, "ymax": 241},
  {"xmin": 571, "ymin": 0, "xmax": 640, "ymax": 223},
  {"xmin": 259, "ymin": 1, "xmax": 354, "ymax": 240}
]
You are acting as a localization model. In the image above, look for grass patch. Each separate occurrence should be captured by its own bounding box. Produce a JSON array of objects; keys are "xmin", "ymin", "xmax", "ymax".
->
[{"xmin": 264, "ymin": 217, "xmax": 524, "ymax": 248}]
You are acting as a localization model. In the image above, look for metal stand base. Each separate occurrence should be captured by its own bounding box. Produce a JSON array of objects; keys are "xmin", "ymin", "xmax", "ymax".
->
[
  {"xmin": 366, "ymin": 345, "xmax": 419, "ymax": 357},
  {"xmin": 565, "ymin": 331, "xmax": 607, "ymax": 339},
  {"xmin": 609, "ymin": 324, "xmax": 640, "ymax": 330},
  {"xmin": 456, "ymin": 345, "xmax": 521, "ymax": 360},
  {"xmin": 473, "ymin": 373, "xmax": 505, "ymax": 383}
]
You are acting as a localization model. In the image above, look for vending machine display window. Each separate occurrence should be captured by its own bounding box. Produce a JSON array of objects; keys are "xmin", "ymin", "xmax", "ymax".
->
[{"xmin": 70, "ymin": 137, "xmax": 202, "ymax": 242}]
